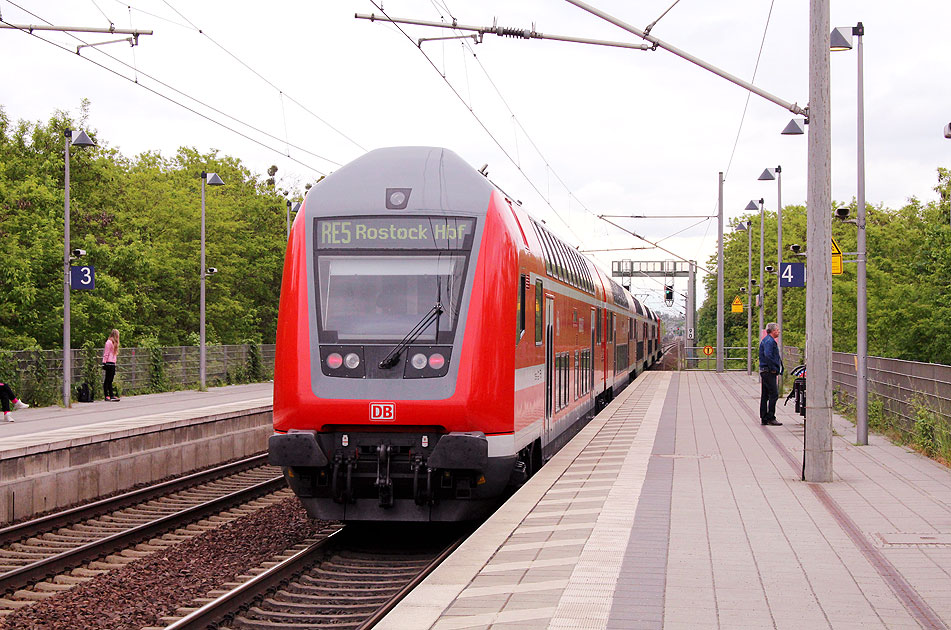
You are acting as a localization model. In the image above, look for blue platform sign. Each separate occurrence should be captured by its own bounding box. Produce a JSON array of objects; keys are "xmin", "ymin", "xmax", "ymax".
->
[
  {"xmin": 70, "ymin": 265, "xmax": 95, "ymax": 290},
  {"xmin": 779, "ymin": 262, "xmax": 805, "ymax": 287}
]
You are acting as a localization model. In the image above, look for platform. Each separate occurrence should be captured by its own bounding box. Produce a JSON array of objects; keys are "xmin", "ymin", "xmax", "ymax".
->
[
  {"xmin": 1, "ymin": 383, "xmax": 274, "ymax": 524},
  {"xmin": 378, "ymin": 371, "xmax": 951, "ymax": 630}
]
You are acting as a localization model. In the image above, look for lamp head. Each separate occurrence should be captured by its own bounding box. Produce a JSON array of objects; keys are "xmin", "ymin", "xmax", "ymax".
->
[
  {"xmin": 781, "ymin": 118, "xmax": 806, "ymax": 135},
  {"xmin": 944, "ymin": 122, "xmax": 951, "ymax": 139},
  {"xmin": 830, "ymin": 26, "xmax": 853, "ymax": 51},
  {"xmin": 765, "ymin": 265, "xmax": 774, "ymax": 273},
  {"xmin": 70, "ymin": 130, "xmax": 96, "ymax": 147},
  {"xmin": 758, "ymin": 168, "xmax": 776, "ymax": 181},
  {"xmin": 204, "ymin": 172, "xmax": 224, "ymax": 186},
  {"xmin": 206, "ymin": 267, "xmax": 218, "ymax": 275},
  {"xmin": 71, "ymin": 248, "xmax": 86, "ymax": 257},
  {"xmin": 739, "ymin": 287, "xmax": 747, "ymax": 293},
  {"xmin": 790, "ymin": 244, "xmax": 802, "ymax": 254},
  {"xmin": 835, "ymin": 207, "xmax": 851, "ymax": 220}
]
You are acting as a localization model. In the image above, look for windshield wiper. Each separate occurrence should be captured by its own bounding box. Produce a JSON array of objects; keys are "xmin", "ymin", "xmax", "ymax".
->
[{"xmin": 379, "ymin": 303, "xmax": 443, "ymax": 369}]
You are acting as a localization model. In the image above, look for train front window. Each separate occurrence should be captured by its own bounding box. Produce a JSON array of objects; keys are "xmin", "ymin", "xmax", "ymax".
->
[{"xmin": 317, "ymin": 255, "xmax": 467, "ymax": 342}]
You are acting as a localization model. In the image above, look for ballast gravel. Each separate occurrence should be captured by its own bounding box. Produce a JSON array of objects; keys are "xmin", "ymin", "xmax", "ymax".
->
[{"xmin": 1, "ymin": 498, "xmax": 334, "ymax": 630}]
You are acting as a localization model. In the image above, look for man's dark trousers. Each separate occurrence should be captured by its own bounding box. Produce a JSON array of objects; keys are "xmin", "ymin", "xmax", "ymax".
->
[{"xmin": 760, "ymin": 371, "xmax": 779, "ymax": 423}]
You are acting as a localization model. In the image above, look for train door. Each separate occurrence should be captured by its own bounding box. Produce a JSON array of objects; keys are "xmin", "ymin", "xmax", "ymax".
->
[
  {"xmin": 544, "ymin": 296, "xmax": 555, "ymax": 440},
  {"xmin": 590, "ymin": 307, "xmax": 596, "ymax": 398}
]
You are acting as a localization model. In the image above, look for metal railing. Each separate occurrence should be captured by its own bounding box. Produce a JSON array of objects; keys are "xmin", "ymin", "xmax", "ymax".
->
[
  {"xmin": 681, "ymin": 345, "xmax": 749, "ymax": 370},
  {"xmin": 0, "ymin": 344, "xmax": 275, "ymax": 400},
  {"xmin": 831, "ymin": 352, "xmax": 951, "ymax": 428}
]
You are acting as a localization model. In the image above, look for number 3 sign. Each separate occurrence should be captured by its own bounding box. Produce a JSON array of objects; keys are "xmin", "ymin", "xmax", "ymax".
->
[{"xmin": 70, "ymin": 265, "xmax": 96, "ymax": 290}]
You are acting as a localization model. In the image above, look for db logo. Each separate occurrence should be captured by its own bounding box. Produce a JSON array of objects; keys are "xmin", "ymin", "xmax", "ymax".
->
[{"xmin": 369, "ymin": 402, "xmax": 396, "ymax": 421}]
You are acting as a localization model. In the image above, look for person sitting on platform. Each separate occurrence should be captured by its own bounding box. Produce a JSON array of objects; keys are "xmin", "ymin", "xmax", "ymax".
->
[
  {"xmin": 758, "ymin": 322, "xmax": 783, "ymax": 426},
  {"xmin": 1, "ymin": 382, "xmax": 29, "ymax": 422}
]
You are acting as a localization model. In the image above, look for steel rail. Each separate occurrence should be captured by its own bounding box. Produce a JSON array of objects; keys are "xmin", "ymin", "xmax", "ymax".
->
[
  {"xmin": 0, "ymin": 474, "xmax": 285, "ymax": 594},
  {"xmin": 357, "ymin": 534, "xmax": 467, "ymax": 629},
  {"xmin": 164, "ymin": 530, "xmax": 468, "ymax": 630},
  {"xmin": 164, "ymin": 530, "xmax": 342, "ymax": 630},
  {"xmin": 0, "ymin": 453, "xmax": 269, "ymax": 546}
]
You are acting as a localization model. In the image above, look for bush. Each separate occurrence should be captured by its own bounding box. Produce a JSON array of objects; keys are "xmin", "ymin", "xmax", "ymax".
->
[
  {"xmin": 140, "ymin": 336, "xmax": 168, "ymax": 393},
  {"xmin": 81, "ymin": 340, "xmax": 103, "ymax": 401},
  {"xmin": 19, "ymin": 348, "xmax": 59, "ymax": 407}
]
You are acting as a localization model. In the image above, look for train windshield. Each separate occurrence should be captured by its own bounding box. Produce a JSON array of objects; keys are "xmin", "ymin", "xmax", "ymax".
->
[{"xmin": 317, "ymin": 255, "xmax": 467, "ymax": 342}]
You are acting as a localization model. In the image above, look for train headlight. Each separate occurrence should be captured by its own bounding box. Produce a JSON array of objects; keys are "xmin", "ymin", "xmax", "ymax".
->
[
  {"xmin": 344, "ymin": 353, "xmax": 361, "ymax": 369},
  {"xmin": 411, "ymin": 353, "xmax": 428, "ymax": 370},
  {"xmin": 326, "ymin": 353, "xmax": 343, "ymax": 369},
  {"xmin": 428, "ymin": 353, "xmax": 446, "ymax": 369}
]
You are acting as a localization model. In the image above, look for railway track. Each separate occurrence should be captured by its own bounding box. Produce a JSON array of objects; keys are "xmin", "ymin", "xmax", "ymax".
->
[
  {"xmin": 155, "ymin": 524, "xmax": 469, "ymax": 630},
  {"xmin": 0, "ymin": 455, "xmax": 287, "ymax": 613}
]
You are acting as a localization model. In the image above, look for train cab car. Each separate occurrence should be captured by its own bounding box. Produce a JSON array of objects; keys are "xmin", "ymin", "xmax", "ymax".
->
[{"xmin": 269, "ymin": 147, "xmax": 645, "ymax": 522}]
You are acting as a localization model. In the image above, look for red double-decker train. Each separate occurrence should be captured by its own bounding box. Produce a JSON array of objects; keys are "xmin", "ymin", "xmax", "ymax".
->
[{"xmin": 269, "ymin": 147, "xmax": 662, "ymax": 522}]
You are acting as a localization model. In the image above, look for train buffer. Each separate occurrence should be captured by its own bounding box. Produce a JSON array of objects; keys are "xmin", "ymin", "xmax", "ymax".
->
[{"xmin": 376, "ymin": 371, "xmax": 951, "ymax": 630}]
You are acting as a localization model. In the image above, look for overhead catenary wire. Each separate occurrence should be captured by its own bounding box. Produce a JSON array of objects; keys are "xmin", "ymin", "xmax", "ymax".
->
[
  {"xmin": 159, "ymin": 0, "xmax": 367, "ymax": 153},
  {"xmin": 405, "ymin": 4, "xmax": 718, "ymax": 273},
  {"xmin": 0, "ymin": 6, "xmax": 334, "ymax": 176},
  {"xmin": 364, "ymin": 0, "xmax": 582, "ymax": 245}
]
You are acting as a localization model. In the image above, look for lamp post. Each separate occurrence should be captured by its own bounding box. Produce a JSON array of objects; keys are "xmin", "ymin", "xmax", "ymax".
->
[
  {"xmin": 200, "ymin": 171, "xmax": 225, "ymax": 391},
  {"xmin": 63, "ymin": 129, "xmax": 96, "ymax": 408},
  {"xmin": 735, "ymin": 220, "xmax": 753, "ymax": 375},
  {"xmin": 759, "ymin": 167, "xmax": 783, "ymax": 361},
  {"xmin": 745, "ymin": 200, "xmax": 765, "ymax": 339},
  {"xmin": 832, "ymin": 22, "xmax": 868, "ymax": 445}
]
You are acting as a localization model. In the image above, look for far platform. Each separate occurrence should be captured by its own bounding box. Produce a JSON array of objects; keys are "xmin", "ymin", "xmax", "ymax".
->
[
  {"xmin": 0, "ymin": 382, "xmax": 272, "ymax": 450},
  {"xmin": 378, "ymin": 371, "xmax": 951, "ymax": 630}
]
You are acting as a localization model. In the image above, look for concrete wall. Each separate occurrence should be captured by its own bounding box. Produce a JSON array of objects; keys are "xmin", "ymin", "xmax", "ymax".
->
[{"xmin": 0, "ymin": 407, "xmax": 272, "ymax": 525}]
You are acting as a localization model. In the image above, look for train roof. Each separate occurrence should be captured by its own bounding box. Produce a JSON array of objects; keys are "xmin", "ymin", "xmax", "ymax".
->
[{"xmin": 306, "ymin": 146, "xmax": 494, "ymax": 217}]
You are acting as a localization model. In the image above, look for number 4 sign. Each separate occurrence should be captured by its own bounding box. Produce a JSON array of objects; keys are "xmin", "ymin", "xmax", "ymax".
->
[
  {"xmin": 70, "ymin": 265, "xmax": 96, "ymax": 290},
  {"xmin": 779, "ymin": 262, "xmax": 805, "ymax": 287}
]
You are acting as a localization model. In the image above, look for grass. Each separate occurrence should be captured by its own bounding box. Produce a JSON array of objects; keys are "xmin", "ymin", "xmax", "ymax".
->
[{"xmin": 833, "ymin": 389, "xmax": 951, "ymax": 467}]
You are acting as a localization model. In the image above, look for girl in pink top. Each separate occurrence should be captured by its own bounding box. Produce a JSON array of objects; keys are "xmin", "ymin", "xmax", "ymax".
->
[{"xmin": 102, "ymin": 329, "xmax": 120, "ymax": 401}]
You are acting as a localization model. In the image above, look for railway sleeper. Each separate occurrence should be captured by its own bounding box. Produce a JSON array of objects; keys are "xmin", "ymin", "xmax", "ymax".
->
[
  {"xmin": 241, "ymin": 607, "xmax": 367, "ymax": 623},
  {"xmin": 310, "ymin": 566, "xmax": 422, "ymax": 579},
  {"xmin": 259, "ymin": 598, "xmax": 382, "ymax": 613},
  {"xmin": 298, "ymin": 574, "xmax": 409, "ymax": 587},
  {"xmin": 232, "ymin": 617, "xmax": 362, "ymax": 630},
  {"xmin": 285, "ymin": 582, "xmax": 402, "ymax": 596},
  {"xmin": 273, "ymin": 589, "xmax": 390, "ymax": 605}
]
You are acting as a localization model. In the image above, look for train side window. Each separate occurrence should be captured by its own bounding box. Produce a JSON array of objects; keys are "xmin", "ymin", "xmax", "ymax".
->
[
  {"xmin": 609, "ymin": 312, "xmax": 615, "ymax": 343},
  {"xmin": 517, "ymin": 274, "xmax": 526, "ymax": 343},
  {"xmin": 535, "ymin": 280, "xmax": 543, "ymax": 344},
  {"xmin": 596, "ymin": 308, "xmax": 602, "ymax": 344},
  {"xmin": 630, "ymin": 317, "xmax": 634, "ymax": 339}
]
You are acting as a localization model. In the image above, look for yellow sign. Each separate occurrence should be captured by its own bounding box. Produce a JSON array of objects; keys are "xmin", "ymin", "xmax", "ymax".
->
[
  {"xmin": 831, "ymin": 238, "xmax": 843, "ymax": 275},
  {"xmin": 731, "ymin": 296, "xmax": 743, "ymax": 313},
  {"xmin": 703, "ymin": 345, "xmax": 714, "ymax": 356}
]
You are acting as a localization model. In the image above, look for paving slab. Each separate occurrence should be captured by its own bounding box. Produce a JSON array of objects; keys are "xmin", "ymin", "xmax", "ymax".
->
[{"xmin": 377, "ymin": 370, "xmax": 951, "ymax": 629}]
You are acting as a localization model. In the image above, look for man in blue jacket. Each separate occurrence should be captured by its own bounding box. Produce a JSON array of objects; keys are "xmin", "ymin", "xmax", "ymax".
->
[{"xmin": 758, "ymin": 322, "xmax": 784, "ymax": 426}]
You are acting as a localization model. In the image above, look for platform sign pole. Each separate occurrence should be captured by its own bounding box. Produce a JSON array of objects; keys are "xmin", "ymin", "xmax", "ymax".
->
[
  {"xmin": 805, "ymin": 0, "xmax": 834, "ymax": 482},
  {"xmin": 855, "ymin": 24, "xmax": 868, "ymax": 446},
  {"xmin": 688, "ymin": 261, "xmax": 696, "ymax": 367},
  {"xmin": 716, "ymin": 172, "xmax": 724, "ymax": 372}
]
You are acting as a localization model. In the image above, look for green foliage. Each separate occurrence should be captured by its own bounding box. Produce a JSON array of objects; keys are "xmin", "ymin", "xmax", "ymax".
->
[
  {"xmin": 697, "ymin": 166, "xmax": 951, "ymax": 365},
  {"xmin": 81, "ymin": 340, "xmax": 102, "ymax": 401},
  {"xmin": 18, "ymin": 348, "xmax": 58, "ymax": 407},
  {"xmin": 246, "ymin": 337, "xmax": 263, "ymax": 382},
  {"xmin": 140, "ymin": 335, "xmax": 168, "ymax": 393},
  {"xmin": 0, "ymin": 350, "xmax": 19, "ymax": 392},
  {"xmin": 0, "ymin": 104, "xmax": 293, "ymax": 353}
]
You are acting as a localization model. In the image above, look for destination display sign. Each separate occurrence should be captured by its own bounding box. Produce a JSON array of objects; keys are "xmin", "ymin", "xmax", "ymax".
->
[{"xmin": 316, "ymin": 216, "xmax": 475, "ymax": 250}]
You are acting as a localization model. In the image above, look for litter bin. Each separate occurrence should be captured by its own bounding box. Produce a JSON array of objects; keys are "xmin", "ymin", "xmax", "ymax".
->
[{"xmin": 785, "ymin": 365, "xmax": 806, "ymax": 418}]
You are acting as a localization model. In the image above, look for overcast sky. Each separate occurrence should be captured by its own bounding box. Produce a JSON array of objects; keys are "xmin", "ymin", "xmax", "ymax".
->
[{"xmin": 2, "ymin": 0, "xmax": 949, "ymax": 314}]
